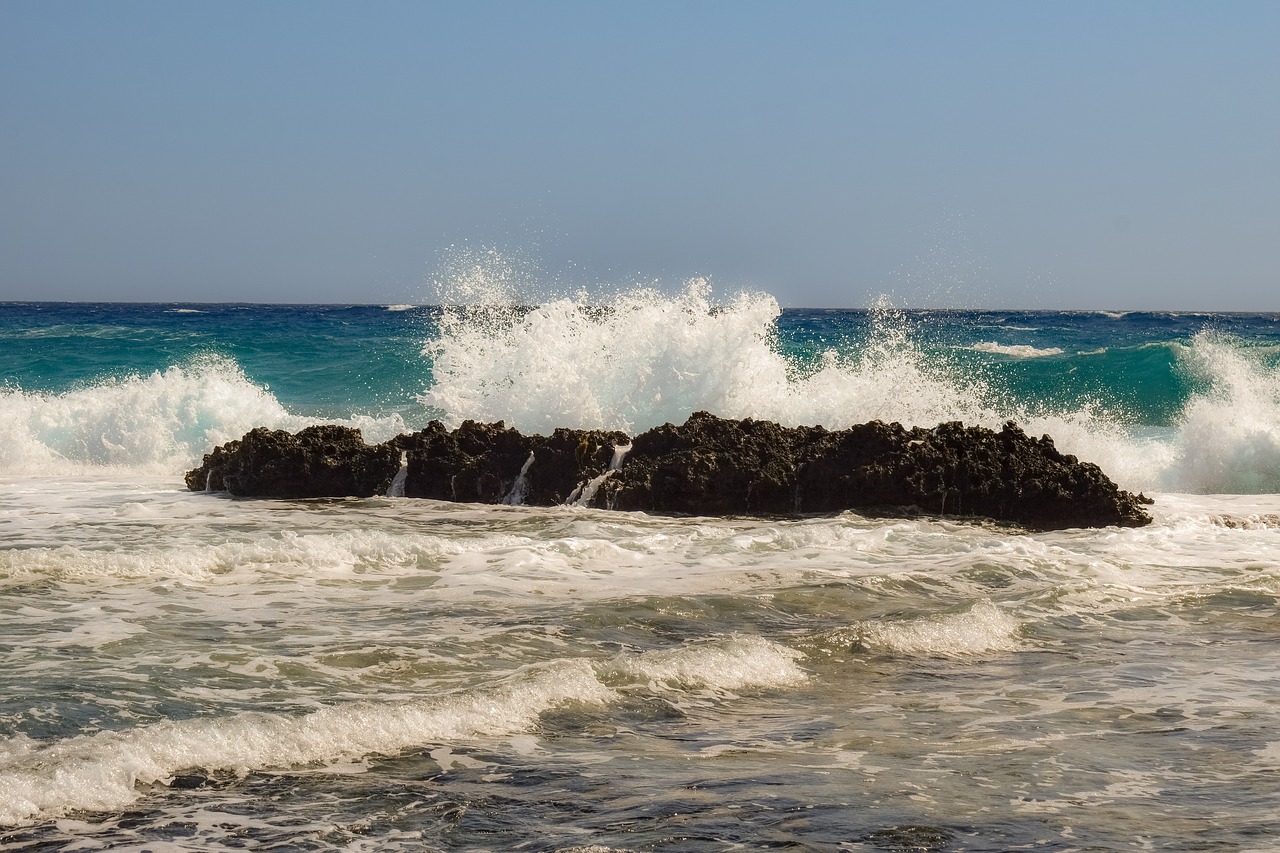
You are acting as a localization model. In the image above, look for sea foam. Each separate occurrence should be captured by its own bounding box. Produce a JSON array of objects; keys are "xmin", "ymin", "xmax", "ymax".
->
[
  {"xmin": 0, "ymin": 637, "xmax": 804, "ymax": 826},
  {"xmin": 603, "ymin": 635, "xmax": 807, "ymax": 692},
  {"xmin": 0, "ymin": 659, "xmax": 615, "ymax": 826},
  {"xmin": 1160, "ymin": 332, "xmax": 1280, "ymax": 493},
  {"xmin": 967, "ymin": 341, "xmax": 1065, "ymax": 358},
  {"xmin": 0, "ymin": 356, "xmax": 406, "ymax": 477},
  {"xmin": 419, "ymin": 279, "xmax": 1280, "ymax": 495},
  {"xmin": 837, "ymin": 600, "xmax": 1025, "ymax": 657}
]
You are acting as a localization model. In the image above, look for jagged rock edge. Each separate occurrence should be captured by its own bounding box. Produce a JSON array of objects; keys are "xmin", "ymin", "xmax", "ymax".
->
[{"xmin": 185, "ymin": 413, "xmax": 1153, "ymax": 530}]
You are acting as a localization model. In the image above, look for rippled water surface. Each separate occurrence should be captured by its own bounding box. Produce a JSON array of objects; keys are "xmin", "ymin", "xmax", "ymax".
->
[{"xmin": 3, "ymin": 479, "xmax": 1279, "ymax": 851}]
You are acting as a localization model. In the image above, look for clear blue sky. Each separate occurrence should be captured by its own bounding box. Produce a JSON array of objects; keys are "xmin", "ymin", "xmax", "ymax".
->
[{"xmin": 1, "ymin": 1, "xmax": 1277, "ymax": 308}]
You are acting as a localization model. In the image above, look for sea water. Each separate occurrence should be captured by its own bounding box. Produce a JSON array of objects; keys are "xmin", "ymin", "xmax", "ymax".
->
[{"xmin": 2, "ymin": 284, "xmax": 1280, "ymax": 851}]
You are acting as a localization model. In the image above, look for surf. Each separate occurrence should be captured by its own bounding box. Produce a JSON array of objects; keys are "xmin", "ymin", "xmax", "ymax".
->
[
  {"xmin": 417, "ymin": 278, "xmax": 1280, "ymax": 495},
  {"xmin": 0, "ymin": 355, "xmax": 407, "ymax": 477},
  {"xmin": 1, "ymin": 293, "xmax": 1277, "ymax": 494},
  {"xmin": 0, "ymin": 637, "xmax": 803, "ymax": 826}
]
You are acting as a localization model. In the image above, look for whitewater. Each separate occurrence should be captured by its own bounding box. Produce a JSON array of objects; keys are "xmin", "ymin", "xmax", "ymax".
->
[{"xmin": 2, "ymin": 285, "xmax": 1279, "ymax": 851}]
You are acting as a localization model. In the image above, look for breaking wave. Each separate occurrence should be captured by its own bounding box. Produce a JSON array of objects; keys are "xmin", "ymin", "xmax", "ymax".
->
[
  {"xmin": 0, "ymin": 636, "xmax": 803, "ymax": 825},
  {"xmin": 419, "ymin": 277, "xmax": 1280, "ymax": 494},
  {"xmin": 967, "ymin": 341, "xmax": 1065, "ymax": 358},
  {"xmin": 2, "ymin": 279, "xmax": 1277, "ymax": 495},
  {"xmin": 0, "ymin": 356, "xmax": 406, "ymax": 477}
]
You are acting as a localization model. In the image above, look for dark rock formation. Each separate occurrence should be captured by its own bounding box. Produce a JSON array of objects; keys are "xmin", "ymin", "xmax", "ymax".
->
[
  {"xmin": 184, "ymin": 425, "xmax": 401, "ymax": 498},
  {"xmin": 599, "ymin": 412, "xmax": 1152, "ymax": 529},
  {"xmin": 392, "ymin": 421, "xmax": 630, "ymax": 505},
  {"xmin": 186, "ymin": 414, "xmax": 1153, "ymax": 529}
]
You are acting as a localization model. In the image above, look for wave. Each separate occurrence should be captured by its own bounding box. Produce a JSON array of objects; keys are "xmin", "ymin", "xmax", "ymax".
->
[
  {"xmin": 417, "ymin": 272, "xmax": 1280, "ymax": 494},
  {"xmin": 421, "ymin": 282, "xmax": 995, "ymax": 435},
  {"xmin": 0, "ymin": 636, "xmax": 802, "ymax": 825},
  {"xmin": 0, "ymin": 356, "xmax": 407, "ymax": 477},
  {"xmin": 418, "ymin": 279, "xmax": 1138, "ymax": 481},
  {"xmin": 3, "ymin": 286, "xmax": 1278, "ymax": 494},
  {"xmin": 417, "ymin": 279, "xmax": 1280, "ymax": 495},
  {"xmin": 831, "ymin": 600, "xmax": 1025, "ymax": 657},
  {"xmin": 967, "ymin": 342, "xmax": 1065, "ymax": 358},
  {"xmin": 1162, "ymin": 332, "xmax": 1280, "ymax": 493},
  {"xmin": 601, "ymin": 635, "xmax": 806, "ymax": 691},
  {"xmin": 0, "ymin": 528, "xmax": 507, "ymax": 587}
]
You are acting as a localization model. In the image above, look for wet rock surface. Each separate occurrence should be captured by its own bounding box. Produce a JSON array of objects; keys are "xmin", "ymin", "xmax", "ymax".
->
[
  {"xmin": 390, "ymin": 421, "xmax": 630, "ymax": 506},
  {"xmin": 184, "ymin": 424, "xmax": 401, "ymax": 498},
  {"xmin": 186, "ymin": 413, "xmax": 1152, "ymax": 529},
  {"xmin": 601, "ymin": 412, "xmax": 1152, "ymax": 529}
]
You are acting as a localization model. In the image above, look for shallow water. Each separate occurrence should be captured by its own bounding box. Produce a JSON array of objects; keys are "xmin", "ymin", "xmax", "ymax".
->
[{"xmin": 2, "ymin": 477, "xmax": 1279, "ymax": 851}]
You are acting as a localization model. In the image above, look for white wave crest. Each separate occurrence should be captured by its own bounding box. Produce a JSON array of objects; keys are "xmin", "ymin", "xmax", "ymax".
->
[
  {"xmin": 602, "ymin": 635, "xmax": 807, "ymax": 691},
  {"xmin": 0, "ymin": 356, "xmax": 406, "ymax": 477},
  {"xmin": 0, "ymin": 659, "xmax": 615, "ymax": 825},
  {"xmin": 0, "ymin": 528, "xmax": 513, "ymax": 587},
  {"xmin": 967, "ymin": 341, "xmax": 1065, "ymax": 358},
  {"xmin": 1160, "ymin": 332, "xmax": 1280, "ymax": 493},
  {"xmin": 840, "ymin": 600, "xmax": 1024, "ymax": 657},
  {"xmin": 0, "ymin": 636, "xmax": 810, "ymax": 825}
]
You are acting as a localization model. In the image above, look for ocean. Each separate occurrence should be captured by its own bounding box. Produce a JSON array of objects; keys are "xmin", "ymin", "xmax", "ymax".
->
[{"xmin": 2, "ymin": 283, "xmax": 1280, "ymax": 851}]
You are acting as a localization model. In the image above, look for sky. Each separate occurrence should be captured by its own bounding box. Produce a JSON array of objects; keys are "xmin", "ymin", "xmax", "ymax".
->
[{"xmin": 1, "ymin": 1, "xmax": 1277, "ymax": 309}]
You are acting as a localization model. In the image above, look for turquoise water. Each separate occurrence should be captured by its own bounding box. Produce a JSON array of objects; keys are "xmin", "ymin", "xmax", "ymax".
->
[
  {"xmin": 3, "ymin": 291, "xmax": 1280, "ymax": 851},
  {"xmin": 0, "ymin": 303, "xmax": 431, "ymax": 420},
  {"xmin": 4, "ymin": 301, "xmax": 1279, "ymax": 430},
  {"xmin": 5, "ymin": 298, "xmax": 1280, "ymax": 493}
]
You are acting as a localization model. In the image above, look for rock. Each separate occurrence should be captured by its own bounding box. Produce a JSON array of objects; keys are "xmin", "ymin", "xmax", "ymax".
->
[
  {"xmin": 186, "ymin": 414, "xmax": 1152, "ymax": 529},
  {"xmin": 184, "ymin": 425, "xmax": 401, "ymax": 498},
  {"xmin": 168, "ymin": 774, "xmax": 208, "ymax": 789},
  {"xmin": 393, "ymin": 421, "xmax": 629, "ymax": 505},
  {"xmin": 392, "ymin": 420, "xmax": 532, "ymax": 503},
  {"xmin": 601, "ymin": 413, "xmax": 1151, "ymax": 529},
  {"xmin": 600, "ymin": 413, "xmax": 820, "ymax": 515}
]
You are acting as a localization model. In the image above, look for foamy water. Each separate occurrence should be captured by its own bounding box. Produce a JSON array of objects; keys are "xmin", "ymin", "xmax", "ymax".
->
[
  {"xmin": 4, "ymin": 291, "xmax": 1279, "ymax": 495},
  {"xmin": 419, "ymin": 282, "xmax": 1280, "ymax": 495},
  {"xmin": 967, "ymin": 341, "xmax": 1065, "ymax": 358},
  {"xmin": 0, "ymin": 356, "xmax": 406, "ymax": 477},
  {"xmin": 2, "ymin": 295, "xmax": 1279, "ymax": 850},
  {"xmin": 2, "ymin": 476, "xmax": 1277, "ymax": 847}
]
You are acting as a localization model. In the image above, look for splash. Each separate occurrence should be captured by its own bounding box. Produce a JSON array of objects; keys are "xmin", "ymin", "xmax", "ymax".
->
[
  {"xmin": 0, "ymin": 356, "xmax": 406, "ymax": 477},
  {"xmin": 1160, "ymin": 332, "xmax": 1280, "ymax": 493},
  {"xmin": 418, "ymin": 266, "xmax": 1280, "ymax": 494},
  {"xmin": 420, "ymin": 281, "xmax": 997, "ymax": 434},
  {"xmin": 418, "ymin": 277, "xmax": 1157, "ymax": 486},
  {"xmin": 422, "ymin": 278, "xmax": 779, "ymax": 433}
]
